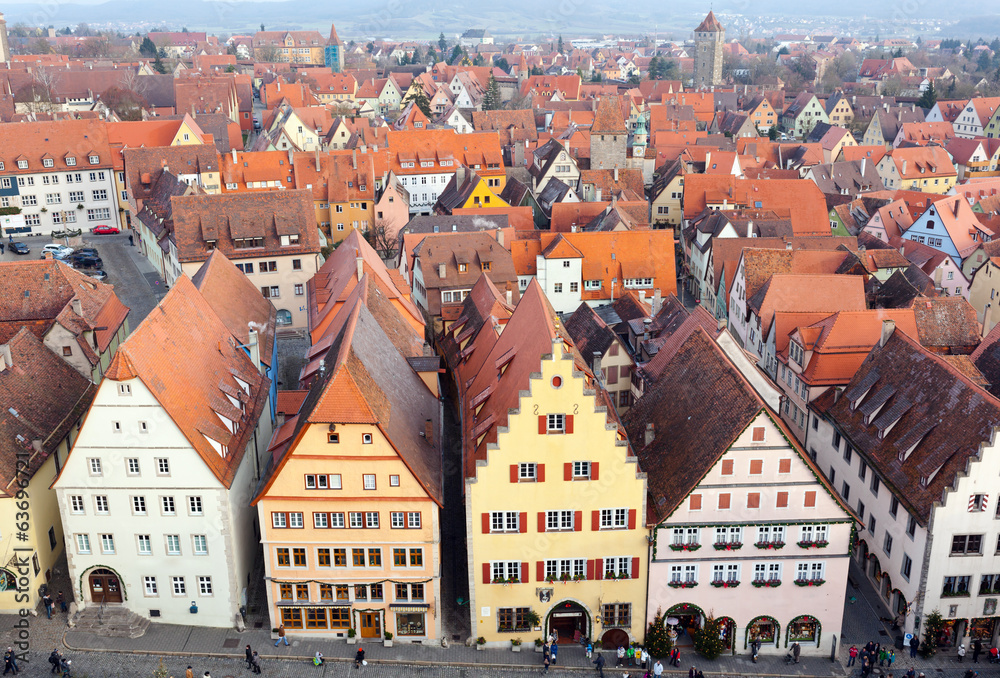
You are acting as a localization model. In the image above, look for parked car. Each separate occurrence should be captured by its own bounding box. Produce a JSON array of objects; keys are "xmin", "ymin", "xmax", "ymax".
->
[
  {"xmin": 10, "ymin": 242, "xmax": 30, "ymax": 255},
  {"xmin": 70, "ymin": 256, "xmax": 104, "ymax": 270},
  {"xmin": 74, "ymin": 248, "xmax": 99, "ymax": 258},
  {"xmin": 91, "ymin": 225, "xmax": 120, "ymax": 235},
  {"xmin": 41, "ymin": 244, "xmax": 75, "ymax": 258},
  {"xmin": 85, "ymin": 270, "xmax": 108, "ymax": 281}
]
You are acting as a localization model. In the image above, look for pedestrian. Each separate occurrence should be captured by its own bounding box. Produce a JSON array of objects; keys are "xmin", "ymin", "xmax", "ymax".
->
[
  {"xmin": 551, "ymin": 642, "xmax": 558, "ymax": 666},
  {"xmin": 861, "ymin": 656, "xmax": 871, "ymax": 678},
  {"xmin": 49, "ymin": 650, "xmax": 61, "ymax": 674},
  {"xmin": 959, "ymin": 644, "xmax": 967, "ymax": 662},
  {"xmin": 751, "ymin": 640, "xmax": 760, "ymax": 663},
  {"xmin": 203, "ymin": 672, "xmax": 211, "ymax": 678},
  {"xmin": 543, "ymin": 654, "xmax": 550, "ymax": 674},
  {"xmin": 43, "ymin": 593, "xmax": 53, "ymax": 619},
  {"xmin": 245, "ymin": 645, "xmax": 253, "ymax": 669},
  {"xmin": 616, "ymin": 646, "xmax": 626, "ymax": 667},
  {"xmin": 185, "ymin": 667, "xmax": 193, "ymax": 678},
  {"xmin": 906, "ymin": 669, "xmax": 916, "ymax": 678},
  {"xmin": 792, "ymin": 642, "xmax": 801, "ymax": 664},
  {"xmin": 595, "ymin": 652, "xmax": 606, "ymax": 678},
  {"xmin": 354, "ymin": 646, "xmax": 365, "ymax": 669},
  {"xmin": 129, "ymin": 234, "xmax": 134, "ymax": 246},
  {"xmin": 543, "ymin": 641, "xmax": 550, "ymax": 661},
  {"xmin": 57, "ymin": 591, "xmax": 67, "ymax": 613},
  {"xmin": 910, "ymin": 636, "xmax": 920, "ymax": 658},
  {"xmin": 688, "ymin": 667, "xmax": 696, "ymax": 678},
  {"xmin": 626, "ymin": 645, "xmax": 634, "ymax": 666},
  {"xmin": 964, "ymin": 670, "xmax": 975, "ymax": 678},
  {"xmin": 274, "ymin": 624, "xmax": 289, "ymax": 647},
  {"xmin": 653, "ymin": 660, "xmax": 663, "ymax": 678},
  {"xmin": 1, "ymin": 242, "xmax": 5, "ymax": 254},
  {"xmin": 695, "ymin": 671, "xmax": 704, "ymax": 678},
  {"xmin": 59, "ymin": 659, "xmax": 71, "ymax": 678},
  {"xmin": 3, "ymin": 648, "xmax": 17, "ymax": 675},
  {"xmin": 879, "ymin": 646, "xmax": 888, "ymax": 666},
  {"xmin": 313, "ymin": 652, "xmax": 324, "ymax": 666},
  {"xmin": 587, "ymin": 641, "xmax": 594, "ymax": 659},
  {"xmin": 974, "ymin": 640, "xmax": 983, "ymax": 663},
  {"xmin": 641, "ymin": 647, "xmax": 650, "ymax": 670},
  {"xmin": 991, "ymin": 647, "xmax": 999, "ymax": 664},
  {"xmin": 671, "ymin": 647, "xmax": 681, "ymax": 667},
  {"xmin": 848, "ymin": 645, "xmax": 859, "ymax": 667},
  {"xmin": 250, "ymin": 652, "xmax": 261, "ymax": 675},
  {"xmin": 887, "ymin": 649, "xmax": 895, "ymax": 668}
]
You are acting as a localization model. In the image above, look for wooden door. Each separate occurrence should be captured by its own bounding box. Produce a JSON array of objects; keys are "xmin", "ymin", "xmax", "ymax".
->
[
  {"xmin": 88, "ymin": 570, "xmax": 122, "ymax": 603},
  {"xmin": 360, "ymin": 611, "xmax": 381, "ymax": 638}
]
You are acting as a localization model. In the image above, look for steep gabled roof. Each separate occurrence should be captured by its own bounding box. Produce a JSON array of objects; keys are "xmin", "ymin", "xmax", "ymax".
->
[{"xmin": 592, "ymin": 95, "xmax": 628, "ymax": 134}]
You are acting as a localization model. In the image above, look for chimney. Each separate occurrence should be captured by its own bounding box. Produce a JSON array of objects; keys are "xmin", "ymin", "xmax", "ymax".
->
[
  {"xmin": 642, "ymin": 317, "xmax": 652, "ymax": 342},
  {"xmin": 595, "ymin": 187, "xmax": 602, "ymax": 202},
  {"xmin": 717, "ymin": 317, "xmax": 728, "ymax": 331},
  {"xmin": 860, "ymin": 157, "xmax": 866, "ymax": 176},
  {"xmin": 653, "ymin": 288, "xmax": 662, "ymax": 315},
  {"xmin": 901, "ymin": 159, "xmax": 907, "ymax": 176},
  {"xmin": 613, "ymin": 167, "xmax": 619, "ymax": 181},
  {"xmin": 593, "ymin": 351, "xmax": 603, "ymax": 382},
  {"xmin": 785, "ymin": 241, "xmax": 792, "ymax": 251},
  {"xmin": 356, "ymin": 256, "xmax": 364, "ymax": 281},
  {"xmin": 247, "ymin": 327, "xmax": 260, "ymax": 369},
  {"xmin": 495, "ymin": 228, "xmax": 504, "ymax": 247},
  {"xmin": 277, "ymin": 79, "xmax": 281, "ymax": 91},
  {"xmin": 506, "ymin": 289, "xmax": 513, "ymax": 305},
  {"xmin": 438, "ymin": 263, "xmax": 446, "ymax": 278},
  {"xmin": 352, "ymin": 149, "xmax": 357, "ymax": 170},
  {"xmin": 0, "ymin": 342, "xmax": 11, "ymax": 371},
  {"xmin": 747, "ymin": 221, "xmax": 753, "ymax": 238},
  {"xmin": 231, "ymin": 148, "xmax": 237, "ymax": 164},
  {"xmin": 71, "ymin": 298, "xmax": 82, "ymax": 316},
  {"xmin": 934, "ymin": 266, "xmax": 943, "ymax": 288},
  {"xmin": 644, "ymin": 422, "xmax": 655, "ymax": 447},
  {"xmin": 638, "ymin": 290, "xmax": 646, "ymax": 304},
  {"xmin": 424, "ymin": 419, "xmax": 434, "ymax": 446},
  {"xmin": 984, "ymin": 304, "xmax": 994, "ymax": 339},
  {"xmin": 880, "ymin": 319, "xmax": 895, "ymax": 347},
  {"xmin": 314, "ymin": 146, "xmax": 320, "ymax": 171}
]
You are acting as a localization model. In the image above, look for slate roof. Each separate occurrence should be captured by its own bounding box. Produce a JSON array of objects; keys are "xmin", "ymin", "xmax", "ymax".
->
[
  {"xmin": 911, "ymin": 297, "xmax": 981, "ymax": 354},
  {"xmin": 438, "ymin": 274, "xmax": 513, "ymax": 376},
  {"xmin": 812, "ymin": 329, "xmax": 1000, "ymax": 524},
  {"xmin": 694, "ymin": 11, "xmax": 724, "ymax": 33},
  {"xmin": 564, "ymin": 303, "xmax": 621, "ymax": 370},
  {"xmin": 412, "ymin": 232, "xmax": 519, "ymax": 316},
  {"xmin": 591, "ymin": 95, "xmax": 628, "ymax": 134}
]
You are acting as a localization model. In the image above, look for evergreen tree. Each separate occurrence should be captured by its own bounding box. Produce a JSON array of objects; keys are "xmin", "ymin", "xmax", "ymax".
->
[
  {"xmin": 921, "ymin": 610, "xmax": 944, "ymax": 658},
  {"xmin": 917, "ymin": 79, "xmax": 937, "ymax": 109},
  {"xmin": 153, "ymin": 54, "xmax": 167, "ymax": 74},
  {"xmin": 438, "ymin": 32, "xmax": 447, "ymax": 52},
  {"xmin": 411, "ymin": 46, "xmax": 422, "ymax": 64},
  {"xmin": 473, "ymin": 54, "xmax": 484, "ymax": 66},
  {"xmin": 648, "ymin": 56, "xmax": 660, "ymax": 80},
  {"xmin": 643, "ymin": 610, "xmax": 674, "ymax": 659},
  {"xmin": 483, "ymin": 75, "xmax": 502, "ymax": 110},
  {"xmin": 427, "ymin": 47, "xmax": 437, "ymax": 63},
  {"xmin": 139, "ymin": 36, "xmax": 157, "ymax": 58},
  {"xmin": 768, "ymin": 126, "xmax": 779, "ymax": 141},
  {"xmin": 558, "ymin": 35, "xmax": 564, "ymax": 54},
  {"xmin": 693, "ymin": 617, "xmax": 727, "ymax": 660},
  {"xmin": 404, "ymin": 82, "xmax": 432, "ymax": 117},
  {"xmin": 591, "ymin": 72, "xmax": 603, "ymax": 82},
  {"xmin": 450, "ymin": 45, "xmax": 463, "ymax": 64},
  {"xmin": 495, "ymin": 56, "xmax": 510, "ymax": 72},
  {"xmin": 398, "ymin": 53, "xmax": 410, "ymax": 65}
]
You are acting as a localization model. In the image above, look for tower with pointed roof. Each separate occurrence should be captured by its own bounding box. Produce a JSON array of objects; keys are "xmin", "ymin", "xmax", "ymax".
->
[
  {"xmin": 324, "ymin": 23, "xmax": 344, "ymax": 73},
  {"xmin": 590, "ymin": 95, "xmax": 628, "ymax": 170},
  {"xmin": 693, "ymin": 11, "xmax": 724, "ymax": 88}
]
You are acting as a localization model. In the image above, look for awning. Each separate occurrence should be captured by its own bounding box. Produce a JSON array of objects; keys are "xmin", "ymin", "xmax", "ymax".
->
[{"xmin": 389, "ymin": 605, "xmax": 429, "ymax": 612}]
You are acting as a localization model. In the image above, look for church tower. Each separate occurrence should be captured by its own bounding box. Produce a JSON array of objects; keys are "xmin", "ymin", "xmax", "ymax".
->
[
  {"xmin": 0, "ymin": 13, "xmax": 10, "ymax": 64},
  {"xmin": 692, "ymin": 11, "xmax": 724, "ymax": 88}
]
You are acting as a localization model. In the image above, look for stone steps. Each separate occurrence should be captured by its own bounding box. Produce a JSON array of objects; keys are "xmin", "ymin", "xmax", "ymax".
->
[{"xmin": 70, "ymin": 605, "xmax": 149, "ymax": 638}]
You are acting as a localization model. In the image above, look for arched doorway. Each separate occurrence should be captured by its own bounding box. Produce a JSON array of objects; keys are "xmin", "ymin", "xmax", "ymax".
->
[
  {"xmin": 276, "ymin": 309, "xmax": 292, "ymax": 326},
  {"xmin": 857, "ymin": 539, "xmax": 869, "ymax": 566},
  {"xmin": 602, "ymin": 628, "xmax": 630, "ymax": 649},
  {"xmin": 869, "ymin": 554, "xmax": 882, "ymax": 582},
  {"xmin": 715, "ymin": 616, "xmax": 737, "ymax": 653},
  {"xmin": 546, "ymin": 600, "xmax": 589, "ymax": 644},
  {"xmin": 88, "ymin": 568, "xmax": 122, "ymax": 603},
  {"xmin": 667, "ymin": 602, "xmax": 705, "ymax": 645}
]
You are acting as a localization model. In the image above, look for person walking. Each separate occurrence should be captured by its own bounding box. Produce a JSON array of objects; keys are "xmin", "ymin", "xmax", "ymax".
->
[
  {"xmin": 587, "ymin": 641, "xmax": 593, "ymax": 659},
  {"xmin": 910, "ymin": 636, "xmax": 920, "ymax": 658},
  {"xmin": 640, "ymin": 647, "xmax": 650, "ymax": 670},
  {"xmin": 670, "ymin": 647, "xmax": 681, "ymax": 667},
  {"xmin": 185, "ymin": 667, "xmax": 193, "ymax": 678},
  {"xmin": 974, "ymin": 640, "xmax": 983, "ymax": 663},
  {"xmin": 543, "ymin": 654, "xmax": 550, "ymax": 674},
  {"xmin": 792, "ymin": 642, "xmax": 801, "ymax": 664},
  {"xmin": 354, "ymin": 646, "xmax": 365, "ymax": 669},
  {"xmin": 3, "ymin": 649, "xmax": 16, "ymax": 676},
  {"xmin": 594, "ymin": 653, "xmax": 606, "ymax": 678},
  {"xmin": 626, "ymin": 646, "xmax": 635, "ymax": 667},
  {"xmin": 1, "ymin": 242, "xmax": 6, "ymax": 254},
  {"xmin": 245, "ymin": 645, "xmax": 253, "ymax": 669},
  {"xmin": 543, "ymin": 641, "xmax": 550, "ymax": 663},
  {"xmin": 848, "ymin": 645, "xmax": 859, "ymax": 666},
  {"xmin": 688, "ymin": 667, "xmax": 696, "ymax": 678},
  {"xmin": 59, "ymin": 659, "xmax": 71, "ymax": 678},
  {"xmin": 313, "ymin": 652, "xmax": 324, "ymax": 666},
  {"xmin": 959, "ymin": 644, "xmax": 967, "ymax": 662},
  {"xmin": 653, "ymin": 660, "xmax": 663, "ymax": 678},
  {"xmin": 57, "ymin": 591, "xmax": 67, "ymax": 613},
  {"xmin": 879, "ymin": 646, "xmax": 888, "ymax": 667},
  {"xmin": 750, "ymin": 640, "xmax": 760, "ymax": 663},
  {"xmin": 274, "ymin": 625, "xmax": 289, "ymax": 647},
  {"xmin": 550, "ymin": 642, "xmax": 558, "ymax": 666},
  {"xmin": 42, "ymin": 593, "xmax": 53, "ymax": 619},
  {"xmin": 49, "ymin": 650, "xmax": 61, "ymax": 674},
  {"xmin": 250, "ymin": 652, "xmax": 261, "ymax": 675}
]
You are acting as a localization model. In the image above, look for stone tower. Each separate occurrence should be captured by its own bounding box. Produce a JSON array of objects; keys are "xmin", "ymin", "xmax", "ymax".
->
[
  {"xmin": 590, "ymin": 96, "xmax": 627, "ymax": 170},
  {"xmin": 692, "ymin": 11, "xmax": 724, "ymax": 89},
  {"xmin": 0, "ymin": 13, "xmax": 10, "ymax": 64}
]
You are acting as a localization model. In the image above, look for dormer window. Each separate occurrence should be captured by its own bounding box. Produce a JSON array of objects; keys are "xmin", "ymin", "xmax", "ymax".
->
[
  {"xmin": 43, "ymin": 158, "xmax": 54, "ymax": 168},
  {"xmin": 66, "ymin": 156, "xmax": 76, "ymax": 166},
  {"xmin": 17, "ymin": 160, "xmax": 27, "ymax": 169},
  {"xmin": 458, "ymin": 263, "xmax": 467, "ymax": 272},
  {"xmin": 789, "ymin": 341, "xmax": 804, "ymax": 365},
  {"xmin": 88, "ymin": 155, "xmax": 100, "ymax": 165}
]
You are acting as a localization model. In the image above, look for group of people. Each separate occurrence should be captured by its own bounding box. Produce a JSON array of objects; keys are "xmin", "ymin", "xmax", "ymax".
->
[
  {"xmin": 41, "ymin": 592, "xmax": 68, "ymax": 620},
  {"xmin": 46, "ymin": 650, "xmax": 70, "ymax": 678},
  {"xmin": 244, "ymin": 644, "xmax": 366, "ymax": 672},
  {"xmin": 848, "ymin": 640, "xmax": 897, "ymax": 677}
]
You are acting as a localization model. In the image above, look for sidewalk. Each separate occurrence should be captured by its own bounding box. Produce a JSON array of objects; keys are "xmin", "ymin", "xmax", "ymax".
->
[{"xmin": 64, "ymin": 622, "xmax": 848, "ymax": 676}]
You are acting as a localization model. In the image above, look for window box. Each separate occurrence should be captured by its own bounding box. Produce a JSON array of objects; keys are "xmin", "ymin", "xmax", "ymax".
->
[
  {"xmin": 751, "ymin": 579, "xmax": 782, "ymax": 588},
  {"xmin": 793, "ymin": 579, "xmax": 826, "ymax": 587},
  {"xmin": 667, "ymin": 581, "xmax": 698, "ymax": 589},
  {"xmin": 605, "ymin": 572, "xmax": 631, "ymax": 580},
  {"xmin": 492, "ymin": 577, "xmax": 521, "ymax": 584},
  {"xmin": 797, "ymin": 540, "xmax": 829, "ymax": 549},
  {"xmin": 668, "ymin": 543, "xmax": 702, "ymax": 552},
  {"xmin": 713, "ymin": 542, "xmax": 743, "ymax": 551},
  {"xmin": 941, "ymin": 590, "xmax": 971, "ymax": 598},
  {"xmin": 710, "ymin": 580, "xmax": 740, "ymax": 588},
  {"xmin": 755, "ymin": 541, "xmax": 785, "ymax": 550}
]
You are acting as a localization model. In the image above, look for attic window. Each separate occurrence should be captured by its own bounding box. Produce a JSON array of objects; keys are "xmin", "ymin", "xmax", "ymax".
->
[
  {"xmin": 458, "ymin": 264, "xmax": 468, "ymax": 273},
  {"xmin": 66, "ymin": 157, "xmax": 76, "ymax": 166},
  {"xmin": 751, "ymin": 426, "xmax": 765, "ymax": 443}
]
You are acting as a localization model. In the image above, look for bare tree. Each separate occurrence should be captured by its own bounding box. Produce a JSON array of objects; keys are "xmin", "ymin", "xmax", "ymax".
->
[
  {"xmin": 365, "ymin": 219, "xmax": 398, "ymax": 261},
  {"xmin": 256, "ymin": 44, "xmax": 282, "ymax": 63},
  {"xmin": 119, "ymin": 68, "xmax": 148, "ymax": 99}
]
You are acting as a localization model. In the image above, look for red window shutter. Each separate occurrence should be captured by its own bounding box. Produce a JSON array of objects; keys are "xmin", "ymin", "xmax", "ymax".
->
[
  {"xmin": 536, "ymin": 561, "xmax": 545, "ymax": 582},
  {"xmin": 749, "ymin": 459, "xmax": 764, "ymax": 475},
  {"xmin": 628, "ymin": 509, "xmax": 637, "ymax": 530},
  {"xmin": 574, "ymin": 510, "xmax": 582, "ymax": 531},
  {"xmin": 631, "ymin": 557, "xmax": 639, "ymax": 578},
  {"xmin": 538, "ymin": 512, "xmax": 546, "ymax": 533},
  {"xmin": 537, "ymin": 464, "xmax": 545, "ymax": 482},
  {"xmin": 519, "ymin": 512, "xmax": 527, "ymax": 533},
  {"xmin": 483, "ymin": 562, "xmax": 491, "ymax": 584},
  {"xmin": 689, "ymin": 494, "xmax": 702, "ymax": 510},
  {"xmin": 805, "ymin": 490, "xmax": 817, "ymax": 507},
  {"xmin": 595, "ymin": 559, "xmax": 604, "ymax": 580},
  {"xmin": 747, "ymin": 492, "xmax": 761, "ymax": 509},
  {"xmin": 520, "ymin": 562, "xmax": 529, "ymax": 583},
  {"xmin": 592, "ymin": 510, "xmax": 600, "ymax": 531},
  {"xmin": 591, "ymin": 462, "xmax": 599, "ymax": 480},
  {"xmin": 538, "ymin": 415, "xmax": 547, "ymax": 434},
  {"xmin": 510, "ymin": 465, "xmax": 518, "ymax": 483},
  {"xmin": 721, "ymin": 459, "xmax": 734, "ymax": 475},
  {"xmin": 564, "ymin": 462, "xmax": 572, "ymax": 481},
  {"xmin": 607, "ymin": 365, "xmax": 618, "ymax": 384},
  {"xmin": 779, "ymin": 458, "xmax": 792, "ymax": 474},
  {"xmin": 718, "ymin": 493, "xmax": 731, "ymax": 510},
  {"xmin": 482, "ymin": 513, "xmax": 491, "ymax": 534},
  {"xmin": 587, "ymin": 559, "xmax": 595, "ymax": 580},
  {"xmin": 565, "ymin": 415, "xmax": 574, "ymax": 434},
  {"xmin": 777, "ymin": 491, "xmax": 789, "ymax": 508}
]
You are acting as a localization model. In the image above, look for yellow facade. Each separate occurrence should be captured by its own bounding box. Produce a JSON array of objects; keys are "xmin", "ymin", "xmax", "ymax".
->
[
  {"xmin": 321, "ymin": 201, "xmax": 374, "ymax": 243},
  {"xmin": 459, "ymin": 180, "xmax": 508, "ymax": 209},
  {"xmin": 255, "ymin": 422, "xmax": 441, "ymax": 640},
  {"xmin": 466, "ymin": 340, "xmax": 647, "ymax": 646}
]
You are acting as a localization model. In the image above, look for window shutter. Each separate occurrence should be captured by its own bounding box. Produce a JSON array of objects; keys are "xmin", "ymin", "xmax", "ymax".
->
[
  {"xmin": 718, "ymin": 493, "xmax": 731, "ymax": 510},
  {"xmin": 537, "ymin": 464, "xmax": 545, "ymax": 482},
  {"xmin": 595, "ymin": 559, "xmax": 604, "ymax": 580},
  {"xmin": 483, "ymin": 562, "xmax": 491, "ymax": 584},
  {"xmin": 519, "ymin": 512, "xmax": 527, "ymax": 533},
  {"xmin": 749, "ymin": 459, "xmax": 764, "ymax": 475},
  {"xmin": 536, "ymin": 561, "xmax": 545, "ymax": 582},
  {"xmin": 689, "ymin": 494, "xmax": 702, "ymax": 510},
  {"xmin": 587, "ymin": 559, "xmax": 595, "ymax": 580},
  {"xmin": 591, "ymin": 462, "xmax": 599, "ymax": 480},
  {"xmin": 565, "ymin": 415, "xmax": 574, "ymax": 434},
  {"xmin": 521, "ymin": 562, "xmax": 529, "ymax": 583},
  {"xmin": 721, "ymin": 459, "xmax": 734, "ymax": 475},
  {"xmin": 777, "ymin": 491, "xmax": 789, "ymax": 508},
  {"xmin": 607, "ymin": 365, "xmax": 618, "ymax": 384},
  {"xmin": 574, "ymin": 510, "xmax": 582, "ymax": 531},
  {"xmin": 778, "ymin": 458, "xmax": 792, "ymax": 473},
  {"xmin": 538, "ymin": 512, "xmax": 546, "ymax": 533},
  {"xmin": 592, "ymin": 510, "xmax": 600, "ymax": 530},
  {"xmin": 510, "ymin": 465, "xmax": 518, "ymax": 483},
  {"xmin": 538, "ymin": 415, "xmax": 547, "ymax": 434},
  {"xmin": 628, "ymin": 509, "xmax": 637, "ymax": 530},
  {"xmin": 631, "ymin": 557, "xmax": 639, "ymax": 578},
  {"xmin": 747, "ymin": 492, "xmax": 761, "ymax": 509},
  {"xmin": 804, "ymin": 491, "xmax": 817, "ymax": 507},
  {"xmin": 482, "ymin": 513, "xmax": 491, "ymax": 534},
  {"xmin": 564, "ymin": 463, "xmax": 572, "ymax": 481}
]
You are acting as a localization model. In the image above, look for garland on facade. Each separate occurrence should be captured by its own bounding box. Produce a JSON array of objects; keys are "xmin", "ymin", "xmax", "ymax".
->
[
  {"xmin": 268, "ymin": 577, "xmax": 434, "ymax": 586},
  {"xmin": 77, "ymin": 564, "xmax": 129, "ymax": 603},
  {"xmin": 785, "ymin": 615, "xmax": 821, "ymax": 647}
]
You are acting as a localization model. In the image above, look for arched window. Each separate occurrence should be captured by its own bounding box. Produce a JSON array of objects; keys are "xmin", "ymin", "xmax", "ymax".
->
[
  {"xmin": 787, "ymin": 615, "xmax": 821, "ymax": 645},
  {"xmin": 276, "ymin": 309, "xmax": 292, "ymax": 326},
  {"xmin": 746, "ymin": 615, "xmax": 780, "ymax": 647},
  {"xmin": 0, "ymin": 569, "xmax": 16, "ymax": 591}
]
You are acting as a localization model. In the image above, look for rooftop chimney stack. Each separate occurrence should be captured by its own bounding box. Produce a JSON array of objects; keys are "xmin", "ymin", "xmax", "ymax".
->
[
  {"xmin": 644, "ymin": 423, "xmax": 655, "ymax": 447},
  {"xmin": 356, "ymin": 256, "xmax": 364, "ymax": 281},
  {"xmin": 880, "ymin": 319, "xmax": 896, "ymax": 347},
  {"xmin": 652, "ymin": 288, "xmax": 662, "ymax": 315},
  {"xmin": 71, "ymin": 298, "xmax": 82, "ymax": 316},
  {"xmin": 593, "ymin": 351, "xmax": 603, "ymax": 383}
]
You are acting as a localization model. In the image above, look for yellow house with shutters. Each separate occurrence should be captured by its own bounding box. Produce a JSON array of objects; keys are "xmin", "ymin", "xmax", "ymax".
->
[
  {"xmin": 457, "ymin": 281, "xmax": 647, "ymax": 648},
  {"xmin": 252, "ymin": 288, "xmax": 443, "ymax": 642}
]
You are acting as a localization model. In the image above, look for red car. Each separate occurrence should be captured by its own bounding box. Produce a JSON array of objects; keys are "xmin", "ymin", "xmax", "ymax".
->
[{"xmin": 91, "ymin": 225, "xmax": 120, "ymax": 235}]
